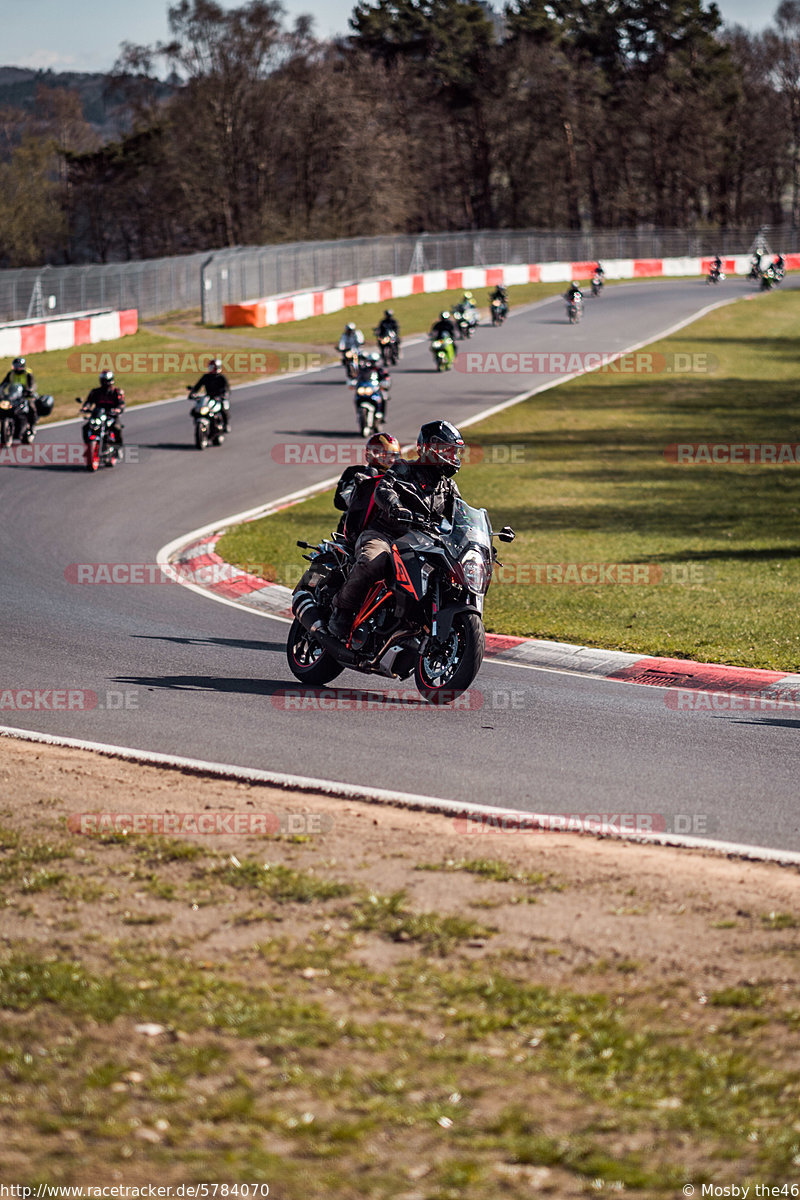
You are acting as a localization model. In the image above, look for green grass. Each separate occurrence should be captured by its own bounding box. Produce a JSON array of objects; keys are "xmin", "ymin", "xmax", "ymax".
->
[{"xmin": 218, "ymin": 287, "xmax": 800, "ymax": 670}]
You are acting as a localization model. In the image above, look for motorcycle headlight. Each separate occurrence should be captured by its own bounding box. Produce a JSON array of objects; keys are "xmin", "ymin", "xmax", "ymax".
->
[
  {"xmin": 357, "ymin": 386, "xmax": 370, "ymax": 396},
  {"xmin": 453, "ymin": 550, "xmax": 491, "ymax": 595}
]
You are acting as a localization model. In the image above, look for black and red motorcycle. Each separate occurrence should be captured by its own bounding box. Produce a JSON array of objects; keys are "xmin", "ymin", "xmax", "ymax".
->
[{"xmin": 286, "ymin": 499, "xmax": 514, "ymax": 704}]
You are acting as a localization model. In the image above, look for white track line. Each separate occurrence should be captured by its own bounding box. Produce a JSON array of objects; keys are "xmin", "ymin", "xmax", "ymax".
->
[{"xmin": 4, "ymin": 724, "xmax": 800, "ymax": 865}]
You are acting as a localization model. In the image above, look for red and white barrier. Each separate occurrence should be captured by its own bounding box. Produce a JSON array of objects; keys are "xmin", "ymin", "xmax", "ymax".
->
[
  {"xmin": 223, "ymin": 255, "xmax": 797, "ymax": 328},
  {"xmin": 0, "ymin": 309, "xmax": 138, "ymax": 358}
]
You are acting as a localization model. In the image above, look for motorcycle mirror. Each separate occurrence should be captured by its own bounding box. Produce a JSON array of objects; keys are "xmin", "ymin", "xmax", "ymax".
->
[
  {"xmin": 498, "ymin": 527, "xmax": 515, "ymax": 542},
  {"xmin": 74, "ymin": 396, "xmax": 83, "ymax": 403}
]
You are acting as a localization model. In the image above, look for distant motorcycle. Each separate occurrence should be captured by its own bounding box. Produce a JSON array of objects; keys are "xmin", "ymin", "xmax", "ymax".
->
[
  {"xmin": 188, "ymin": 387, "xmax": 226, "ymax": 450},
  {"xmin": 350, "ymin": 371, "xmax": 387, "ymax": 437},
  {"xmin": 566, "ymin": 295, "xmax": 583, "ymax": 324},
  {"xmin": 77, "ymin": 398, "xmax": 123, "ymax": 471},
  {"xmin": 591, "ymin": 273, "xmax": 604, "ymax": 297},
  {"xmin": 490, "ymin": 297, "xmax": 508, "ymax": 325},
  {"xmin": 453, "ymin": 306, "xmax": 478, "ymax": 339},
  {"xmin": 341, "ymin": 348, "xmax": 360, "ymax": 379},
  {"xmin": 707, "ymin": 264, "xmax": 724, "ymax": 284},
  {"xmin": 0, "ymin": 384, "xmax": 34, "ymax": 445},
  {"xmin": 0, "ymin": 385, "xmax": 53, "ymax": 446},
  {"xmin": 431, "ymin": 335, "xmax": 456, "ymax": 371},
  {"xmin": 761, "ymin": 265, "xmax": 778, "ymax": 291},
  {"xmin": 376, "ymin": 329, "xmax": 400, "ymax": 366}
]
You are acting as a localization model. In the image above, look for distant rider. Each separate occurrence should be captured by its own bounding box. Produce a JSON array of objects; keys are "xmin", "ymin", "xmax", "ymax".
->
[
  {"xmin": 0, "ymin": 356, "xmax": 38, "ymax": 439},
  {"xmin": 490, "ymin": 284, "xmax": 509, "ymax": 315},
  {"xmin": 354, "ymin": 351, "xmax": 391, "ymax": 419},
  {"xmin": 190, "ymin": 357, "xmax": 230, "ymax": 431},
  {"xmin": 327, "ymin": 420, "xmax": 465, "ymax": 641},
  {"xmin": 565, "ymin": 281, "xmax": 583, "ymax": 304},
  {"xmin": 81, "ymin": 370, "xmax": 125, "ymax": 447},
  {"xmin": 375, "ymin": 309, "xmax": 400, "ymax": 341},
  {"xmin": 430, "ymin": 310, "xmax": 458, "ymax": 355}
]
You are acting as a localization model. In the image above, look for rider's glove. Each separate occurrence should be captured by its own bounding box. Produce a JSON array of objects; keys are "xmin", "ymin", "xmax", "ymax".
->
[{"xmin": 394, "ymin": 507, "xmax": 413, "ymax": 523}]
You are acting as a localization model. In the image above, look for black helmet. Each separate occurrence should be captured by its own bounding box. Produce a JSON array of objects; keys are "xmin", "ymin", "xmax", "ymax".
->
[
  {"xmin": 99, "ymin": 369, "xmax": 114, "ymax": 385},
  {"xmin": 12, "ymin": 357, "xmax": 25, "ymax": 371},
  {"xmin": 208, "ymin": 357, "xmax": 222, "ymax": 373},
  {"xmin": 384, "ymin": 309, "xmax": 394, "ymax": 318},
  {"xmin": 417, "ymin": 420, "xmax": 465, "ymax": 476}
]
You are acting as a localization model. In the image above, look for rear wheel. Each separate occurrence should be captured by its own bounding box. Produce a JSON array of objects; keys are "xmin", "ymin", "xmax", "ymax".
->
[
  {"xmin": 415, "ymin": 612, "xmax": 485, "ymax": 705},
  {"xmin": 286, "ymin": 618, "xmax": 345, "ymax": 685}
]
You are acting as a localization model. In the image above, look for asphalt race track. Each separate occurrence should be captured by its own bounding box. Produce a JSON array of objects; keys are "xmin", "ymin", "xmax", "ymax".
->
[{"xmin": 4, "ymin": 277, "xmax": 800, "ymax": 854}]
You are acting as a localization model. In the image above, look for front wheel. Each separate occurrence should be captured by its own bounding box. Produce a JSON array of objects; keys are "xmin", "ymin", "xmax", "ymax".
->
[
  {"xmin": 0, "ymin": 417, "xmax": 13, "ymax": 446},
  {"xmin": 286, "ymin": 618, "xmax": 345, "ymax": 685},
  {"xmin": 195, "ymin": 418, "xmax": 209, "ymax": 450},
  {"xmin": 414, "ymin": 612, "xmax": 485, "ymax": 705},
  {"xmin": 86, "ymin": 439, "xmax": 100, "ymax": 472}
]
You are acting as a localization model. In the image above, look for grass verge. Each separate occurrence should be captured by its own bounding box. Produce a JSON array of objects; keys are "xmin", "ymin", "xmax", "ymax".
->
[
  {"xmin": 2, "ymin": 747, "xmax": 800, "ymax": 1195},
  {"xmin": 218, "ymin": 287, "xmax": 800, "ymax": 670}
]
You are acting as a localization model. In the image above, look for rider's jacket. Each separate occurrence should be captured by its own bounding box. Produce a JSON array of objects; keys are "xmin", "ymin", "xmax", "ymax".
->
[
  {"xmin": 369, "ymin": 459, "xmax": 461, "ymax": 539},
  {"xmin": 192, "ymin": 371, "xmax": 229, "ymax": 398}
]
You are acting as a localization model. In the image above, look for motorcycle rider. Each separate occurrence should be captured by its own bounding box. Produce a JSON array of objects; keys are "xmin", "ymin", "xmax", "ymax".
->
[
  {"xmin": 489, "ymin": 284, "xmax": 509, "ymax": 316},
  {"xmin": 353, "ymin": 351, "xmax": 391, "ymax": 419},
  {"xmin": 774, "ymin": 252, "xmax": 785, "ymax": 277},
  {"xmin": 430, "ymin": 310, "xmax": 458, "ymax": 355},
  {"xmin": 333, "ymin": 432, "xmax": 401, "ymax": 543},
  {"xmin": 191, "ymin": 357, "xmax": 231, "ymax": 432},
  {"xmin": 327, "ymin": 420, "xmax": 465, "ymax": 640},
  {"xmin": 0, "ymin": 356, "xmax": 38, "ymax": 439},
  {"xmin": 453, "ymin": 291, "xmax": 478, "ymax": 335},
  {"xmin": 375, "ymin": 309, "xmax": 400, "ymax": 343},
  {"xmin": 81, "ymin": 370, "xmax": 125, "ymax": 447},
  {"xmin": 593, "ymin": 262, "xmax": 605, "ymax": 279},
  {"xmin": 564, "ymin": 281, "xmax": 583, "ymax": 306},
  {"xmin": 338, "ymin": 321, "xmax": 364, "ymax": 354}
]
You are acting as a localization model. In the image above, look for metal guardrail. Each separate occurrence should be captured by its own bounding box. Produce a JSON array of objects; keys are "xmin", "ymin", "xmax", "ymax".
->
[{"xmin": 1, "ymin": 226, "xmax": 795, "ymax": 326}]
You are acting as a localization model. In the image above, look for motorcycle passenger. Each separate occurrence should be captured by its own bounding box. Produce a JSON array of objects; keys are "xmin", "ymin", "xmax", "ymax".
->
[
  {"xmin": 430, "ymin": 310, "xmax": 458, "ymax": 355},
  {"xmin": 0, "ymin": 356, "xmax": 38, "ymax": 439},
  {"xmin": 334, "ymin": 432, "xmax": 401, "ymax": 543},
  {"xmin": 191, "ymin": 357, "xmax": 231, "ymax": 431},
  {"xmin": 327, "ymin": 420, "xmax": 465, "ymax": 640},
  {"xmin": 81, "ymin": 370, "xmax": 125, "ymax": 446}
]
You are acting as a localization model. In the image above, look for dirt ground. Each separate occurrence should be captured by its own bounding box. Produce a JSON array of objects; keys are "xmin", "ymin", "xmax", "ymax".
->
[{"xmin": 1, "ymin": 735, "xmax": 800, "ymax": 1195}]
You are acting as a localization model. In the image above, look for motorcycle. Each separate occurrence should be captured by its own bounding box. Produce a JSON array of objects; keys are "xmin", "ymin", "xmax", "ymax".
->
[
  {"xmin": 747, "ymin": 259, "xmax": 762, "ymax": 282},
  {"xmin": 706, "ymin": 264, "xmax": 724, "ymax": 284},
  {"xmin": 77, "ymin": 398, "xmax": 123, "ymax": 471},
  {"xmin": 341, "ymin": 347, "xmax": 360, "ymax": 379},
  {"xmin": 188, "ymin": 387, "xmax": 227, "ymax": 450},
  {"xmin": 431, "ymin": 334, "xmax": 456, "ymax": 371},
  {"xmin": 591, "ymin": 273, "xmax": 604, "ymax": 297},
  {"xmin": 761, "ymin": 265, "xmax": 777, "ymax": 291},
  {"xmin": 490, "ymin": 297, "xmax": 508, "ymax": 325},
  {"xmin": 287, "ymin": 498, "xmax": 516, "ymax": 704},
  {"xmin": 0, "ymin": 384, "xmax": 50, "ymax": 445},
  {"xmin": 350, "ymin": 371, "xmax": 387, "ymax": 438},
  {"xmin": 376, "ymin": 329, "xmax": 400, "ymax": 366},
  {"xmin": 453, "ymin": 305, "xmax": 478, "ymax": 339},
  {"xmin": 566, "ymin": 295, "xmax": 583, "ymax": 324}
]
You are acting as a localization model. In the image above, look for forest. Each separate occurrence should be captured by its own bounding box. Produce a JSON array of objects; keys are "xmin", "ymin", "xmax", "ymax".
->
[{"xmin": 0, "ymin": 0, "xmax": 798, "ymax": 265}]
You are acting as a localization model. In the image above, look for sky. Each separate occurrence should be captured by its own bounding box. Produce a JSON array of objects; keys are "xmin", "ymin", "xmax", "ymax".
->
[{"xmin": 3, "ymin": 0, "xmax": 781, "ymax": 76}]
